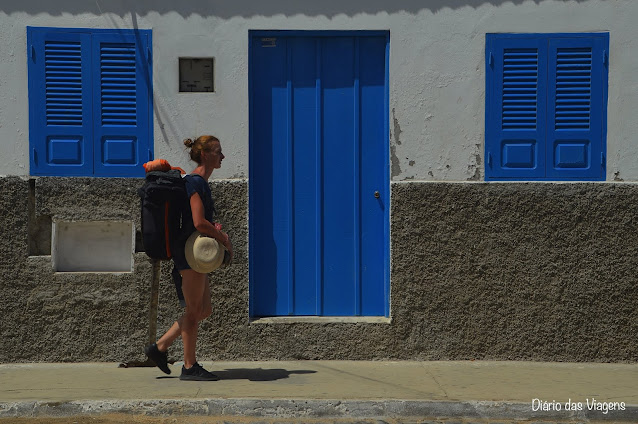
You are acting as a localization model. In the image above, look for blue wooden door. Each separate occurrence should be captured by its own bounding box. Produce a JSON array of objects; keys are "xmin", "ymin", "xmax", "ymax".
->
[{"xmin": 249, "ymin": 32, "xmax": 389, "ymax": 317}]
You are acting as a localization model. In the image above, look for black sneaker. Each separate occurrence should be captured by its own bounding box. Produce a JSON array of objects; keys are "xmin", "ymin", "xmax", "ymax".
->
[
  {"xmin": 180, "ymin": 362, "xmax": 220, "ymax": 381},
  {"xmin": 144, "ymin": 343, "xmax": 171, "ymax": 375}
]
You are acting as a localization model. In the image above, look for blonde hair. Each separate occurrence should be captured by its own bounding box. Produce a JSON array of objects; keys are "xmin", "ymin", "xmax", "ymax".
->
[{"xmin": 183, "ymin": 135, "xmax": 220, "ymax": 164}]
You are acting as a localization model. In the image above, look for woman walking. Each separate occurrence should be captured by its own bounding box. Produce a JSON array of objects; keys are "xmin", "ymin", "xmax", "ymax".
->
[{"xmin": 144, "ymin": 135, "xmax": 233, "ymax": 381}]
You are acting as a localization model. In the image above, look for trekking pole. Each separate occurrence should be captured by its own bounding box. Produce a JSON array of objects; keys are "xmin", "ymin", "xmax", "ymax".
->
[{"xmin": 148, "ymin": 258, "xmax": 161, "ymax": 346}]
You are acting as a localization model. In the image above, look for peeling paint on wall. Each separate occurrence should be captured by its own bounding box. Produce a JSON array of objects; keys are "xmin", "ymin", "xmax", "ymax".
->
[
  {"xmin": 392, "ymin": 108, "xmax": 402, "ymax": 146},
  {"xmin": 390, "ymin": 145, "xmax": 402, "ymax": 179},
  {"xmin": 613, "ymin": 153, "xmax": 624, "ymax": 181},
  {"xmin": 467, "ymin": 143, "xmax": 482, "ymax": 181}
]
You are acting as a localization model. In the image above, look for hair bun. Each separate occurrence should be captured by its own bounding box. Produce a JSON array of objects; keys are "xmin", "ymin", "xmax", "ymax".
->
[{"xmin": 183, "ymin": 138, "xmax": 194, "ymax": 148}]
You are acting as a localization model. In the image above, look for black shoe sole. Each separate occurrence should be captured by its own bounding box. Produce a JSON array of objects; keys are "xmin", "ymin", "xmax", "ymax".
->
[{"xmin": 144, "ymin": 344, "xmax": 171, "ymax": 375}]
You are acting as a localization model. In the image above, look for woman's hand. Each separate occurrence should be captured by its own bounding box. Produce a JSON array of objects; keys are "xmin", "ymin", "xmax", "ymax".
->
[
  {"xmin": 192, "ymin": 194, "xmax": 233, "ymax": 264},
  {"xmin": 214, "ymin": 224, "xmax": 233, "ymax": 259},
  {"xmin": 221, "ymin": 232, "xmax": 233, "ymax": 264}
]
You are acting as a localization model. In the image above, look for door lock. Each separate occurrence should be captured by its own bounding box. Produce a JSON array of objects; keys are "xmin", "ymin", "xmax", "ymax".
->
[{"xmin": 374, "ymin": 191, "xmax": 380, "ymax": 199}]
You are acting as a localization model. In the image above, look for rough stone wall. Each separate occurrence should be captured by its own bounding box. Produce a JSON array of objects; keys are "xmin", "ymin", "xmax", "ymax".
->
[
  {"xmin": 162, "ymin": 181, "xmax": 638, "ymax": 363},
  {"xmin": 389, "ymin": 182, "xmax": 638, "ymax": 362},
  {"xmin": 1, "ymin": 178, "xmax": 637, "ymax": 363},
  {"xmin": 1, "ymin": 177, "xmax": 151, "ymax": 362},
  {"xmin": 1, "ymin": 177, "xmax": 31, "ymax": 361}
]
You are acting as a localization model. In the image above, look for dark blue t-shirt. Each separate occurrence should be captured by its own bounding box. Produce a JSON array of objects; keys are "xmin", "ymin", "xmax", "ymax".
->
[
  {"xmin": 179, "ymin": 174, "xmax": 215, "ymax": 242},
  {"xmin": 184, "ymin": 174, "xmax": 215, "ymax": 224},
  {"xmin": 171, "ymin": 174, "xmax": 217, "ymax": 282}
]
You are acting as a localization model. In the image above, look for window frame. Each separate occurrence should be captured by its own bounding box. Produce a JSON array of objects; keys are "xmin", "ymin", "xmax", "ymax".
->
[{"xmin": 485, "ymin": 32, "xmax": 609, "ymax": 181}]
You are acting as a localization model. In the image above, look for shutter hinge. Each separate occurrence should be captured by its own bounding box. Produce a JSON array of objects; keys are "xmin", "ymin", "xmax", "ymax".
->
[
  {"xmin": 601, "ymin": 152, "xmax": 605, "ymax": 167},
  {"xmin": 147, "ymin": 47, "xmax": 152, "ymax": 64},
  {"xmin": 31, "ymin": 45, "xmax": 35, "ymax": 61},
  {"xmin": 487, "ymin": 152, "xmax": 492, "ymax": 168},
  {"xmin": 32, "ymin": 148, "xmax": 37, "ymax": 165},
  {"xmin": 489, "ymin": 52, "xmax": 494, "ymax": 68},
  {"xmin": 603, "ymin": 50, "xmax": 608, "ymax": 67}
]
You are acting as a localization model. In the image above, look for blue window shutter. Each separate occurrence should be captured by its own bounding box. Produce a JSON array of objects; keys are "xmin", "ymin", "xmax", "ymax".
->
[
  {"xmin": 486, "ymin": 33, "xmax": 608, "ymax": 181},
  {"xmin": 546, "ymin": 37, "xmax": 606, "ymax": 180},
  {"xmin": 92, "ymin": 31, "xmax": 152, "ymax": 177},
  {"xmin": 486, "ymin": 36, "xmax": 547, "ymax": 180},
  {"xmin": 28, "ymin": 28, "xmax": 94, "ymax": 176}
]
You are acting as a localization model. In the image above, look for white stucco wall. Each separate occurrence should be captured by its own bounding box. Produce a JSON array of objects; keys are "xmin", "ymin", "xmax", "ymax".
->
[{"xmin": 1, "ymin": 0, "xmax": 637, "ymax": 181}]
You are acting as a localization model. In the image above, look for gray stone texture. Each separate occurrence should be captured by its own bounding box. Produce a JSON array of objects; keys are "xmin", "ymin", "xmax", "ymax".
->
[
  {"xmin": 1, "ymin": 177, "xmax": 151, "ymax": 362},
  {"xmin": 1, "ymin": 178, "xmax": 637, "ymax": 362},
  {"xmin": 3, "ymin": 399, "xmax": 637, "ymax": 422},
  {"xmin": 389, "ymin": 182, "xmax": 638, "ymax": 362}
]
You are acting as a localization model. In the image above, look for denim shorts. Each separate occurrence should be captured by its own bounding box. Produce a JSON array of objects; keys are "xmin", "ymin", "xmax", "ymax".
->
[{"xmin": 171, "ymin": 242, "xmax": 191, "ymax": 272}]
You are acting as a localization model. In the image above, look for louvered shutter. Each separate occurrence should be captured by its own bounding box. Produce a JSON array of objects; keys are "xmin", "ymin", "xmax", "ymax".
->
[
  {"xmin": 28, "ymin": 29, "xmax": 94, "ymax": 176},
  {"xmin": 92, "ymin": 32, "xmax": 151, "ymax": 177},
  {"xmin": 546, "ymin": 37, "xmax": 606, "ymax": 179},
  {"xmin": 486, "ymin": 33, "xmax": 608, "ymax": 181},
  {"xmin": 486, "ymin": 36, "xmax": 547, "ymax": 179}
]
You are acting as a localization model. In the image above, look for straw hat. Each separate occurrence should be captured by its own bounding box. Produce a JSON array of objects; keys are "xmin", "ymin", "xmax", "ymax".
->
[{"xmin": 184, "ymin": 231, "xmax": 225, "ymax": 273}]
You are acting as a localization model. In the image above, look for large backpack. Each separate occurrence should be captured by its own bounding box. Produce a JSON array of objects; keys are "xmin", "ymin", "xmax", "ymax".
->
[{"xmin": 138, "ymin": 169, "xmax": 188, "ymax": 260}]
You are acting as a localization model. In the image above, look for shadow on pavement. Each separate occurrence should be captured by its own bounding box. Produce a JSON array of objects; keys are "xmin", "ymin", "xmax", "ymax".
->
[
  {"xmin": 157, "ymin": 368, "xmax": 316, "ymax": 381},
  {"xmin": 157, "ymin": 368, "xmax": 317, "ymax": 381},
  {"xmin": 214, "ymin": 368, "xmax": 317, "ymax": 381}
]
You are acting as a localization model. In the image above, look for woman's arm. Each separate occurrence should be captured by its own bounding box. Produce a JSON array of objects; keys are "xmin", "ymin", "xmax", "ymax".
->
[{"xmin": 190, "ymin": 192, "xmax": 233, "ymax": 257}]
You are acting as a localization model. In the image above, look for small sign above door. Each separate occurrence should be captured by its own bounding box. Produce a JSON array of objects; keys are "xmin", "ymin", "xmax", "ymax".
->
[{"xmin": 261, "ymin": 38, "xmax": 277, "ymax": 48}]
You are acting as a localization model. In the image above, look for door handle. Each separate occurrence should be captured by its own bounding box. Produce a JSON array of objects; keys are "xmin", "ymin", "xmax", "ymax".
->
[{"xmin": 374, "ymin": 191, "xmax": 380, "ymax": 199}]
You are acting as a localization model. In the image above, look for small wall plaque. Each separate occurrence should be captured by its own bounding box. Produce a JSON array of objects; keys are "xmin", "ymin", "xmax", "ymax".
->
[{"xmin": 179, "ymin": 58, "xmax": 214, "ymax": 92}]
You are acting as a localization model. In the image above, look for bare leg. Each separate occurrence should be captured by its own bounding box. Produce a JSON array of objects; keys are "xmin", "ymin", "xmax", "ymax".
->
[
  {"xmin": 180, "ymin": 270, "xmax": 205, "ymax": 367},
  {"xmin": 156, "ymin": 318, "xmax": 182, "ymax": 353},
  {"xmin": 155, "ymin": 270, "xmax": 211, "ymax": 368}
]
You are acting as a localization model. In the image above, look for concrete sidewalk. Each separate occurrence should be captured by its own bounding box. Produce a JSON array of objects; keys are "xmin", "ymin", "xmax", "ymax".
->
[{"xmin": 0, "ymin": 360, "xmax": 637, "ymax": 422}]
